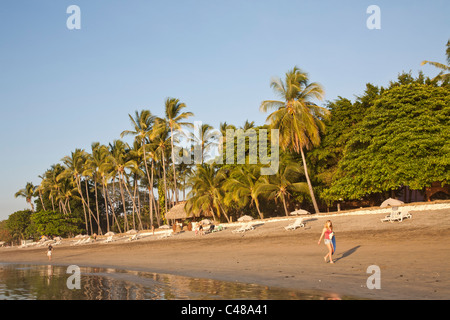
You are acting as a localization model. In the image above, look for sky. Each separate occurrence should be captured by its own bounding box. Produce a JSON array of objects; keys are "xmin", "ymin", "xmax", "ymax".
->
[{"xmin": 1, "ymin": 0, "xmax": 449, "ymax": 220}]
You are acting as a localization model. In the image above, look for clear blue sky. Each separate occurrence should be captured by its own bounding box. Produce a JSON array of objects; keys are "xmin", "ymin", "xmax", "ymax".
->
[{"xmin": 1, "ymin": 0, "xmax": 449, "ymax": 220}]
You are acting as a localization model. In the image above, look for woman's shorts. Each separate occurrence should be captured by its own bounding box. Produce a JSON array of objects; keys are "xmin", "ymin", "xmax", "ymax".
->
[{"xmin": 324, "ymin": 239, "xmax": 332, "ymax": 245}]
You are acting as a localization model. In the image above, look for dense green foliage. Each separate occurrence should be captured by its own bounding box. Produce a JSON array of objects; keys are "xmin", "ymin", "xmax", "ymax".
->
[
  {"xmin": 307, "ymin": 71, "xmax": 450, "ymax": 204},
  {"xmin": 30, "ymin": 211, "xmax": 84, "ymax": 238}
]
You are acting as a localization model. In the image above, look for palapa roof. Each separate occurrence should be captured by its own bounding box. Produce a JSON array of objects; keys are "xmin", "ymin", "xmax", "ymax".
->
[{"xmin": 165, "ymin": 201, "xmax": 212, "ymax": 220}]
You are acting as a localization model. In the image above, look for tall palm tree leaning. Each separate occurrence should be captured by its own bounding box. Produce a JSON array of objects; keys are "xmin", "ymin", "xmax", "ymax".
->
[
  {"xmin": 421, "ymin": 40, "xmax": 450, "ymax": 82},
  {"xmin": 15, "ymin": 182, "xmax": 36, "ymax": 212},
  {"xmin": 260, "ymin": 66, "xmax": 329, "ymax": 214},
  {"xmin": 164, "ymin": 98, "xmax": 193, "ymax": 203}
]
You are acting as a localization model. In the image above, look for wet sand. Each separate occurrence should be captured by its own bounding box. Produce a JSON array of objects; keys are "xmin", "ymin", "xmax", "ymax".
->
[{"xmin": 1, "ymin": 207, "xmax": 449, "ymax": 300}]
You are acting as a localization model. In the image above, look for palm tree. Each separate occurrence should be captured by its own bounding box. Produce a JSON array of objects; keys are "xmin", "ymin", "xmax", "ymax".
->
[
  {"xmin": 84, "ymin": 142, "xmax": 111, "ymax": 234},
  {"xmin": 258, "ymin": 161, "xmax": 309, "ymax": 216},
  {"xmin": 15, "ymin": 182, "xmax": 36, "ymax": 212},
  {"xmin": 35, "ymin": 177, "xmax": 47, "ymax": 211},
  {"xmin": 121, "ymin": 110, "xmax": 157, "ymax": 228},
  {"xmin": 96, "ymin": 145, "xmax": 122, "ymax": 233},
  {"xmin": 224, "ymin": 165, "xmax": 265, "ymax": 219},
  {"xmin": 55, "ymin": 177, "xmax": 76, "ymax": 215},
  {"xmin": 219, "ymin": 122, "xmax": 236, "ymax": 162},
  {"xmin": 260, "ymin": 66, "xmax": 329, "ymax": 213},
  {"xmin": 192, "ymin": 123, "xmax": 220, "ymax": 164},
  {"xmin": 109, "ymin": 140, "xmax": 138, "ymax": 232},
  {"xmin": 151, "ymin": 119, "xmax": 172, "ymax": 218},
  {"xmin": 42, "ymin": 165, "xmax": 65, "ymax": 212},
  {"xmin": 241, "ymin": 120, "xmax": 255, "ymax": 131},
  {"xmin": 60, "ymin": 149, "xmax": 96, "ymax": 233},
  {"xmin": 164, "ymin": 98, "xmax": 194, "ymax": 203},
  {"xmin": 186, "ymin": 163, "xmax": 230, "ymax": 222},
  {"xmin": 421, "ymin": 40, "xmax": 450, "ymax": 82}
]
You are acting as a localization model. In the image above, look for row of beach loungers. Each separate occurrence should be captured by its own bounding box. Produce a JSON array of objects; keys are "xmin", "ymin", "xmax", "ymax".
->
[
  {"xmin": 18, "ymin": 210, "xmax": 411, "ymax": 248},
  {"xmin": 380, "ymin": 207, "xmax": 412, "ymax": 222}
]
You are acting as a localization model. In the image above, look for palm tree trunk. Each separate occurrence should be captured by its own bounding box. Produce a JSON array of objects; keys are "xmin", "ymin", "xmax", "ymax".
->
[
  {"xmin": 85, "ymin": 180, "xmax": 94, "ymax": 234},
  {"xmin": 132, "ymin": 176, "xmax": 143, "ymax": 230},
  {"xmin": 119, "ymin": 173, "xmax": 129, "ymax": 232},
  {"xmin": 27, "ymin": 199, "xmax": 35, "ymax": 212},
  {"xmin": 162, "ymin": 152, "xmax": 168, "ymax": 219},
  {"xmin": 281, "ymin": 195, "xmax": 289, "ymax": 216},
  {"xmin": 254, "ymin": 200, "xmax": 264, "ymax": 220},
  {"xmin": 38, "ymin": 190, "xmax": 46, "ymax": 211},
  {"xmin": 142, "ymin": 148, "xmax": 154, "ymax": 228},
  {"xmin": 300, "ymin": 147, "xmax": 320, "ymax": 214},
  {"xmin": 94, "ymin": 179, "xmax": 102, "ymax": 235},
  {"xmin": 217, "ymin": 201, "xmax": 230, "ymax": 223},
  {"xmin": 122, "ymin": 173, "xmax": 141, "ymax": 230},
  {"xmin": 75, "ymin": 177, "xmax": 89, "ymax": 234},
  {"xmin": 102, "ymin": 181, "xmax": 110, "ymax": 233},
  {"xmin": 106, "ymin": 182, "xmax": 122, "ymax": 233},
  {"xmin": 170, "ymin": 126, "xmax": 179, "ymax": 203},
  {"xmin": 66, "ymin": 198, "xmax": 72, "ymax": 214}
]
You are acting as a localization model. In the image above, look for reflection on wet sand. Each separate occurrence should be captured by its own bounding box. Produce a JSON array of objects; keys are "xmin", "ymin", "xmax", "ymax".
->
[{"xmin": 0, "ymin": 264, "xmax": 351, "ymax": 300}]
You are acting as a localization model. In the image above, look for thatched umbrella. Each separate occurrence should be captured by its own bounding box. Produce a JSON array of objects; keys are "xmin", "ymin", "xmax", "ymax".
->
[
  {"xmin": 238, "ymin": 215, "xmax": 254, "ymax": 222},
  {"xmin": 290, "ymin": 209, "xmax": 310, "ymax": 215},
  {"xmin": 380, "ymin": 198, "xmax": 404, "ymax": 208}
]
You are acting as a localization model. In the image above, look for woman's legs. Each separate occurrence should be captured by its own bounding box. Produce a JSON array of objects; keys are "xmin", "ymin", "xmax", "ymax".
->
[{"xmin": 324, "ymin": 242, "xmax": 334, "ymax": 263}]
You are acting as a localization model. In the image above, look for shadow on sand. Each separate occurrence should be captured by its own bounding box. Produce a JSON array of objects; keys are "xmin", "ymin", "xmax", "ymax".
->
[{"xmin": 334, "ymin": 245, "xmax": 361, "ymax": 262}]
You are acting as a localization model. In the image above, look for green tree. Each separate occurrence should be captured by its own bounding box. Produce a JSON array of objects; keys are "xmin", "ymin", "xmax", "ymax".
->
[
  {"xmin": 309, "ymin": 84, "xmax": 380, "ymax": 195},
  {"xmin": 260, "ymin": 66, "xmax": 329, "ymax": 213},
  {"xmin": 5, "ymin": 210, "xmax": 33, "ymax": 243},
  {"xmin": 326, "ymin": 83, "xmax": 450, "ymax": 200},
  {"xmin": 30, "ymin": 211, "xmax": 83, "ymax": 238},
  {"xmin": 14, "ymin": 182, "xmax": 36, "ymax": 212}
]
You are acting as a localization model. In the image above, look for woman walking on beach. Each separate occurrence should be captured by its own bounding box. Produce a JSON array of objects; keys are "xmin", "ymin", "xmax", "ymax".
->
[
  {"xmin": 47, "ymin": 244, "xmax": 53, "ymax": 261},
  {"xmin": 318, "ymin": 220, "xmax": 335, "ymax": 264}
]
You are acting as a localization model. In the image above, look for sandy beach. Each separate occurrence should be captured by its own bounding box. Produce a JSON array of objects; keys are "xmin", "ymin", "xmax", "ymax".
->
[{"xmin": 1, "ymin": 204, "xmax": 449, "ymax": 300}]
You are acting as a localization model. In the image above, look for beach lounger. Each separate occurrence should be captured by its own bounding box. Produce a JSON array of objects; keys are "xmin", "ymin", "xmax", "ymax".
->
[
  {"xmin": 380, "ymin": 207, "xmax": 399, "ymax": 222},
  {"xmin": 127, "ymin": 234, "xmax": 140, "ymax": 241},
  {"xmin": 232, "ymin": 223, "xmax": 254, "ymax": 233},
  {"xmin": 103, "ymin": 236, "xmax": 114, "ymax": 243},
  {"xmin": 211, "ymin": 225, "xmax": 224, "ymax": 233},
  {"xmin": 390, "ymin": 210, "xmax": 412, "ymax": 222},
  {"xmin": 158, "ymin": 231, "xmax": 173, "ymax": 239},
  {"xmin": 71, "ymin": 239, "xmax": 83, "ymax": 246},
  {"xmin": 81, "ymin": 237, "xmax": 95, "ymax": 245},
  {"xmin": 284, "ymin": 218, "xmax": 305, "ymax": 230}
]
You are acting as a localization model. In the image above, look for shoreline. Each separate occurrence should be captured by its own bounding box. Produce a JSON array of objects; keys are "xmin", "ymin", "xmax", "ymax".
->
[{"xmin": 1, "ymin": 206, "xmax": 450, "ymax": 300}]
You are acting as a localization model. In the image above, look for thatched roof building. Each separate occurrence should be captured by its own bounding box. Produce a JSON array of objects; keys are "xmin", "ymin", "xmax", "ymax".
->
[{"xmin": 165, "ymin": 201, "xmax": 212, "ymax": 220}]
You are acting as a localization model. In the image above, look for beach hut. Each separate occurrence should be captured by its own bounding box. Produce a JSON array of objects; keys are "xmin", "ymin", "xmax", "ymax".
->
[
  {"xmin": 165, "ymin": 202, "xmax": 190, "ymax": 220},
  {"xmin": 380, "ymin": 198, "xmax": 404, "ymax": 208},
  {"xmin": 165, "ymin": 201, "xmax": 213, "ymax": 220}
]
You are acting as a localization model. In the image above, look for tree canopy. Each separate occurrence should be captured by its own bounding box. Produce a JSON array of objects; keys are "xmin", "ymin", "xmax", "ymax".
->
[{"xmin": 324, "ymin": 82, "xmax": 449, "ymax": 201}]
